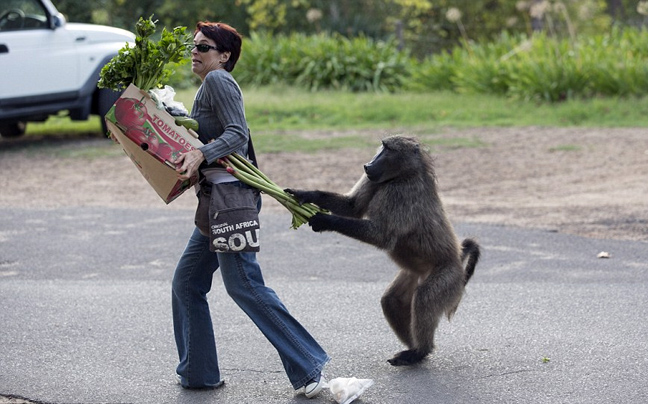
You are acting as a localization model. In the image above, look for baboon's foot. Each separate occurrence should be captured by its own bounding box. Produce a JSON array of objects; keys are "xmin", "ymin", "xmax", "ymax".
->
[{"xmin": 387, "ymin": 349, "xmax": 428, "ymax": 366}]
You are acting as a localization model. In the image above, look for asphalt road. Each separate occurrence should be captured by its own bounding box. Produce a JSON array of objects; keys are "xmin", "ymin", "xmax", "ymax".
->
[{"xmin": 1, "ymin": 206, "xmax": 647, "ymax": 404}]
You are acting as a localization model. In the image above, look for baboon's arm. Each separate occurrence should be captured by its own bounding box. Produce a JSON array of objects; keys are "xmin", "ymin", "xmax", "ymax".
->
[
  {"xmin": 285, "ymin": 189, "xmax": 362, "ymax": 218},
  {"xmin": 308, "ymin": 214, "xmax": 390, "ymax": 249}
]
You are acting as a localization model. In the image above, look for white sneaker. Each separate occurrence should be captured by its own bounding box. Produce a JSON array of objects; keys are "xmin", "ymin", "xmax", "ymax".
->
[{"xmin": 304, "ymin": 375, "xmax": 326, "ymax": 399}]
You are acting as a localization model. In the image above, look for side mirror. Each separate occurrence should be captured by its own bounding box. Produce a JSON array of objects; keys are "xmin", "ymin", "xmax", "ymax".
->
[{"xmin": 50, "ymin": 12, "xmax": 65, "ymax": 29}]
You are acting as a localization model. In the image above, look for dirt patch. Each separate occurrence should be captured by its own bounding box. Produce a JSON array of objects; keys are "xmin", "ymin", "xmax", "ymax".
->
[{"xmin": 1, "ymin": 127, "xmax": 646, "ymax": 241}]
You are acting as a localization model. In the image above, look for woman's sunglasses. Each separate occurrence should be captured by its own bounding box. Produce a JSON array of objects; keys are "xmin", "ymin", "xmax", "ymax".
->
[{"xmin": 192, "ymin": 43, "xmax": 218, "ymax": 53}]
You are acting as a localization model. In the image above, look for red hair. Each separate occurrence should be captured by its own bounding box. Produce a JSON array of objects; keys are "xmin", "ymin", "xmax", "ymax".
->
[{"xmin": 195, "ymin": 21, "xmax": 242, "ymax": 72}]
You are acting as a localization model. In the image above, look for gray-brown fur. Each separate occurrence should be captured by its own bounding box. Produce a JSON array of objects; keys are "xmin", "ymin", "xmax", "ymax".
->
[{"xmin": 286, "ymin": 135, "xmax": 480, "ymax": 366}]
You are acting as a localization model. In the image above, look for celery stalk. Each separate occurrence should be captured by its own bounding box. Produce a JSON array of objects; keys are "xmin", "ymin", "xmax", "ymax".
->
[{"xmin": 219, "ymin": 153, "xmax": 327, "ymax": 229}]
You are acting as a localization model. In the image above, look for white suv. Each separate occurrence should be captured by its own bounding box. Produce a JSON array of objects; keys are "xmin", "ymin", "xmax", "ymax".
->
[{"xmin": 0, "ymin": 0, "xmax": 134, "ymax": 138}]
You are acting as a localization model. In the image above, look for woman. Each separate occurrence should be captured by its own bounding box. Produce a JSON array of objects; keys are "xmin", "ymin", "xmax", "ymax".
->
[{"xmin": 172, "ymin": 21, "xmax": 329, "ymax": 398}]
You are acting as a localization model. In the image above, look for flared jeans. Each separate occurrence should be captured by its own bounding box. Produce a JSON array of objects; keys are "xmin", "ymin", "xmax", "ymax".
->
[{"xmin": 172, "ymin": 226, "xmax": 330, "ymax": 389}]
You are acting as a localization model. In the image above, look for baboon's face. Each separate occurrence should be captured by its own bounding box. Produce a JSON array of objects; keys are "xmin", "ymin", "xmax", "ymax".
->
[
  {"xmin": 364, "ymin": 142, "xmax": 399, "ymax": 183},
  {"xmin": 364, "ymin": 136, "xmax": 424, "ymax": 183}
]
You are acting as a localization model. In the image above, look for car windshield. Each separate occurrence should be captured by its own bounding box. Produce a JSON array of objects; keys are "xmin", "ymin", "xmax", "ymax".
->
[{"xmin": 0, "ymin": 0, "xmax": 48, "ymax": 31}]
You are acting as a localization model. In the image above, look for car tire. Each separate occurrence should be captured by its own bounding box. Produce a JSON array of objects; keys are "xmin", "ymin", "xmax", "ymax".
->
[
  {"xmin": 0, "ymin": 121, "xmax": 27, "ymax": 138},
  {"xmin": 97, "ymin": 88, "xmax": 122, "ymax": 135}
]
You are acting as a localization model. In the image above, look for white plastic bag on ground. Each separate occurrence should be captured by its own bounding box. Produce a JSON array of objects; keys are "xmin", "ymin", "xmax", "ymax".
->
[{"xmin": 329, "ymin": 377, "xmax": 374, "ymax": 404}]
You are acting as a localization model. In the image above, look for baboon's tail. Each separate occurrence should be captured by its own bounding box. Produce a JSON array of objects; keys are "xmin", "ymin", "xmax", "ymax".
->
[{"xmin": 460, "ymin": 238, "xmax": 480, "ymax": 285}]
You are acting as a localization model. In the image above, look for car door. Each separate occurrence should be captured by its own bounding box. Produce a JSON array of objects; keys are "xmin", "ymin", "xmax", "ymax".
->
[{"xmin": 0, "ymin": 0, "xmax": 79, "ymax": 100}]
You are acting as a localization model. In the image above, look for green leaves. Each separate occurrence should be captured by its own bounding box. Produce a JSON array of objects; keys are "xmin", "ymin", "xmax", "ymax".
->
[
  {"xmin": 99, "ymin": 16, "xmax": 192, "ymax": 92},
  {"xmin": 135, "ymin": 15, "xmax": 156, "ymax": 39},
  {"xmin": 98, "ymin": 45, "xmax": 137, "ymax": 91},
  {"xmin": 235, "ymin": 32, "xmax": 411, "ymax": 93},
  {"xmin": 407, "ymin": 27, "xmax": 648, "ymax": 102}
]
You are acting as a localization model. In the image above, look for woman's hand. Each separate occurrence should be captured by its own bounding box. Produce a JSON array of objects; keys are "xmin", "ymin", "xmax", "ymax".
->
[{"xmin": 174, "ymin": 149, "xmax": 205, "ymax": 181}]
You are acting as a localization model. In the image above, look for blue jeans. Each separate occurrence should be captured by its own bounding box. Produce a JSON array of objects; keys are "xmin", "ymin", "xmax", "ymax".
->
[{"xmin": 172, "ymin": 227, "xmax": 330, "ymax": 389}]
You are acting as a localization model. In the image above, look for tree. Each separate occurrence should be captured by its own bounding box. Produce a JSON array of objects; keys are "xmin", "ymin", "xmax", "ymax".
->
[
  {"xmin": 55, "ymin": 0, "xmax": 648, "ymax": 58},
  {"xmin": 607, "ymin": 0, "xmax": 625, "ymax": 20},
  {"xmin": 55, "ymin": 0, "xmax": 94, "ymax": 22},
  {"xmin": 157, "ymin": 0, "xmax": 249, "ymax": 33}
]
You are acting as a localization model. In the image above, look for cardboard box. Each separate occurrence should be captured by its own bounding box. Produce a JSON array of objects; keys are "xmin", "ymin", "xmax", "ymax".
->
[{"xmin": 105, "ymin": 84, "xmax": 203, "ymax": 204}]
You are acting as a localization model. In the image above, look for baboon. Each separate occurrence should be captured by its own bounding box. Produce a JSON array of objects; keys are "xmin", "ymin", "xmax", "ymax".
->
[{"xmin": 286, "ymin": 135, "xmax": 480, "ymax": 366}]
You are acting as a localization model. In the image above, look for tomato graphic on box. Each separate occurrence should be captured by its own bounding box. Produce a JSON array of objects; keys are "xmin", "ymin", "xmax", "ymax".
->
[
  {"xmin": 121, "ymin": 123, "xmax": 160, "ymax": 156},
  {"xmin": 103, "ymin": 84, "xmax": 203, "ymax": 204},
  {"xmin": 108, "ymin": 104, "xmax": 182, "ymax": 165},
  {"xmin": 114, "ymin": 97, "xmax": 150, "ymax": 129},
  {"xmin": 157, "ymin": 142, "xmax": 176, "ymax": 162}
]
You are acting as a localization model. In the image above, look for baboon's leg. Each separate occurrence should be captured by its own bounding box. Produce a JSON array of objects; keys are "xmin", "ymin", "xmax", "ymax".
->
[
  {"xmin": 388, "ymin": 268, "xmax": 464, "ymax": 366},
  {"xmin": 381, "ymin": 270, "xmax": 418, "ymax": 348}
]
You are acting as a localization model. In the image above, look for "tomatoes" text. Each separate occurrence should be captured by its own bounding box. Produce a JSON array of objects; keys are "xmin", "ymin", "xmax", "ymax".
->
[{"xmin": 150, "ymin": 115, "xmax": 197, "ymax": 152}]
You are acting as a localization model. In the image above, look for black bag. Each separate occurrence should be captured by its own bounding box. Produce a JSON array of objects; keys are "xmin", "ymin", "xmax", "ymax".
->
[{"xmin": 195, "ymin": 182, "xmax": 261, "ymax": 253}]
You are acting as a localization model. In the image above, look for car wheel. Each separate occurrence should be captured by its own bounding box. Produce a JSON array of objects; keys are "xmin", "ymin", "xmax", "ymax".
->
[
  {"xmin": 97, "ymin": 88, "xmax": 122, "ymax": 135},
  {"xmin": 0, "ymin": 121, "xmax": 27, "ymax": 138}
]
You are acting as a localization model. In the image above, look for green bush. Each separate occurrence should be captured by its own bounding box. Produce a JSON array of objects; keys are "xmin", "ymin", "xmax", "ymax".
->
[
  {"xmin": 581, "ymin": 28, "xmax": 648, "ymax": 97},
  {"xmin": 407, "ymin": 50, "xmax": 459, "ymax": 92},
  {"xmin": 407, "ymin": 27, "xmax": 648, "ymax": 102},
  {"xmin": 167, "ymin": 27, "xmax": 648, "ymax": 101},
  {"xmin": 234, "ymin": 32, "xmax": 412, "ymax": 92},
  {"xmin": 165, "ymin": 60, "xmax": 200, "ymax": 90}
]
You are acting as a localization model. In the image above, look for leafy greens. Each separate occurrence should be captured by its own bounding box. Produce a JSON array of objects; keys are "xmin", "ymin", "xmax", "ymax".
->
[{"xmin": 99, "ymin": 16, "xmax": 191, "ymax": 92}]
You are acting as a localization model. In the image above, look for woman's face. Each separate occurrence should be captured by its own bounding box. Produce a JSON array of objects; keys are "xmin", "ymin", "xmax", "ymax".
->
[{"xmin": 192, "ymin": 31, "xmax": 230, "ymax": 81}]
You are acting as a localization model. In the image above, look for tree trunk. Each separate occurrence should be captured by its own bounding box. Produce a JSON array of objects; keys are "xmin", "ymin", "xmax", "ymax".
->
[
  {"xmin": 607, "ymin": 0, "xmax": 625, "ymax": 22},
  {"xmin": 531, "ymin": 0, "xmax": 544, "ymax": 32}
]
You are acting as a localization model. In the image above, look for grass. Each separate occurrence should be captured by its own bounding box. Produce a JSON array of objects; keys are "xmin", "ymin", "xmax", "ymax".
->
[
  {"xmin": 17, "ymin": 85, "xmax": 648, "ymax": 156},
  {"xmin": 26, "ymin": 114, "xmax": 103, "ymax": 136},
  {"xmin": 548, "ymin": 144, "xmax": 581, "ymax": 152},
  {"xmin": 181, "ymin": 85, "xmax": 648, "ymax": 129}
]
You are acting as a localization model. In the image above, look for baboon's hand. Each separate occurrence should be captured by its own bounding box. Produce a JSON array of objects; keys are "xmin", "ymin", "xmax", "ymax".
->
[
  {"xmin": 284, "ymin": 188, "xmax": 312, "ymax": 204},
  {"xmin": 308, "ymin": 213, "xmax": 333, "ymax": 232}
]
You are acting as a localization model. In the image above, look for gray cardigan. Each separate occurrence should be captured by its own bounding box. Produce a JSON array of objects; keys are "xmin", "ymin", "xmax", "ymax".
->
[{"xmin": 190, "ymin": 69, "xmax": 249, "ymax": 165}]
